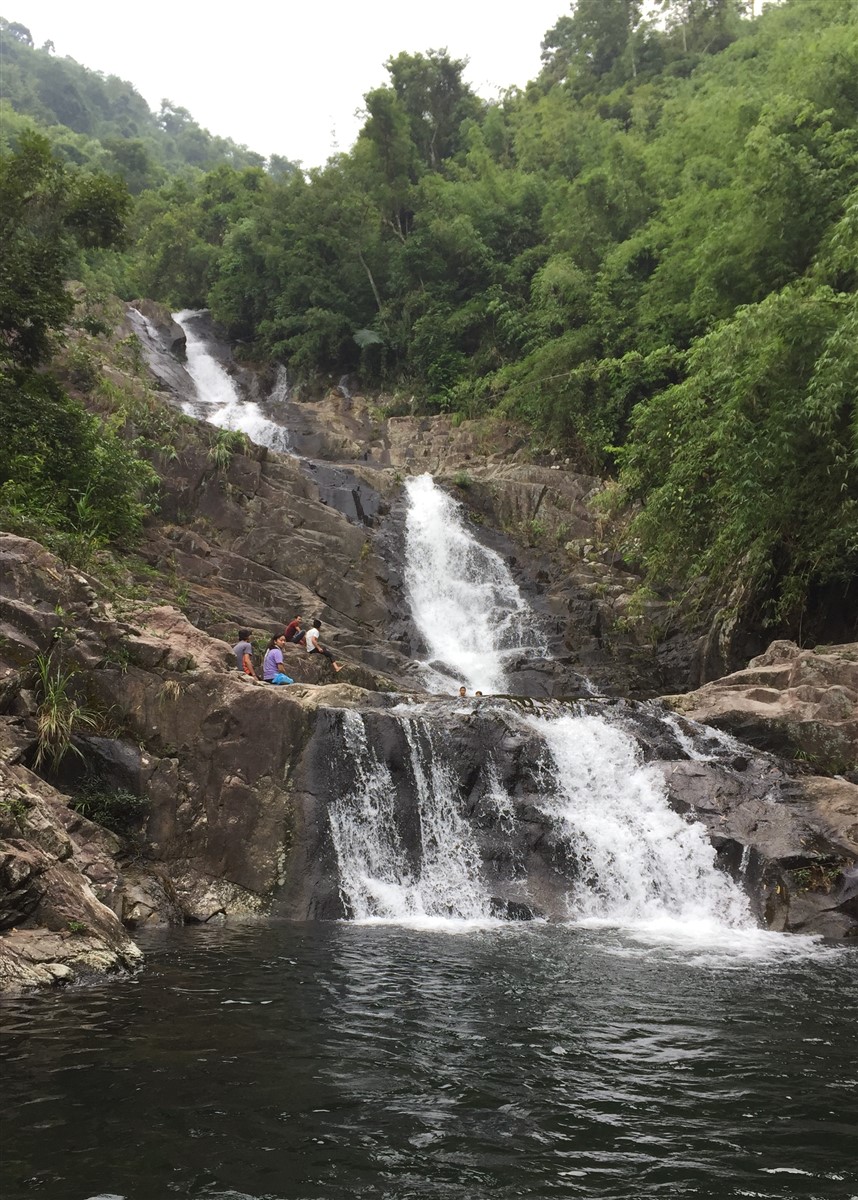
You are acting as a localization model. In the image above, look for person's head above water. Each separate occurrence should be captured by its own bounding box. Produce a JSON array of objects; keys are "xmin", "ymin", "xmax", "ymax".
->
[{"xmin": 458, "ymin": 685, "xmax": 467, "ymax": 697}]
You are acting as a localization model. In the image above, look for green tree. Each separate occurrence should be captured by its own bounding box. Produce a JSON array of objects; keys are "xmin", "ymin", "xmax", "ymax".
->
[
  {"xmin": 384, "ymin": 49, "xmax": 482, "ymax": 171},
  {"xmin": 0, "ymin": 130, "xmax": 130, "ymax": 366},
  {"xmin": 541, "ymin": 0, "xmax": 643, "ymax": 86},
  {"xmin": 618, "ymin": 286, "xmax": 857, "ymax": 624},
  {"xmin": 0, "ymin": 133, "xmax": 156, "ymax": 551}
]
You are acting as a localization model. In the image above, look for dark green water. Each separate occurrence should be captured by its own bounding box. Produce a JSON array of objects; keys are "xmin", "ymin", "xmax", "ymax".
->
[{"xmin": 1, "ymin": 922, "xmax": 856, "ymax": 1200}]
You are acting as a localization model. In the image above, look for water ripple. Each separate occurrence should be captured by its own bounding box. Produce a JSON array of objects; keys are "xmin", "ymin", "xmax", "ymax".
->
[{"xmin": 1, "ymin": 922, "xmax": 855, "ymax": 1200}]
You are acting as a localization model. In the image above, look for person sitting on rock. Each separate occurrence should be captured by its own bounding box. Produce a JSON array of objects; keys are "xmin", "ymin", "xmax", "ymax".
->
[
  {"xmin": 233, "ymin": 629, "xmax": 257, "ymax": 678},
  {"xmin": 305, "ymin": 618, "xmax": 342, "ymax": 673},
  {"xmin": 284, "ymin": 615, "xmax": 304, "ymax": 644},
  {"xmin": 262, "ymin": 633, "xmax": 288, "ymax": 682}
]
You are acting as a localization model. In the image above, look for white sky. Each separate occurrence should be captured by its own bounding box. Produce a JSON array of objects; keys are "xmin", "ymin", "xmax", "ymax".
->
[{"xmin": 10, "ymin": 1, "xmax": 571, "ymax": 168}]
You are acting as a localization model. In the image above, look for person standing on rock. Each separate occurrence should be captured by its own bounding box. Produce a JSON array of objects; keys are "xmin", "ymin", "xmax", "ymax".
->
[
  {"xmin": 263, "ymin": 633, "xmax": 288, "ymax": 682},
  {"xmin": 233, "ymin": 629, "xmax": 257, "ymax": 678},
  {"xmin": 284, "ymin": 615, "xmax": 304, "ymax": 644},
  {"xmin": 305, "ymin": 619, "xmax": 342, "ymax": 673}
]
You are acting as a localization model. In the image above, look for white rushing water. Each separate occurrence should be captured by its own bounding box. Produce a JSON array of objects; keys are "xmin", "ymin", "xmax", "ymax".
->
[
  {"xmin": 403, "ymin": 474, "xmax": 548, "ymax": 694},
  {"xmin": 338, "ymin": 472, "xmax": 767, "ymax": 947},
  {"xmin": 526, "ymin": 711, "xmax": 752, "ymax": 932},
  {"xmin": 329, "ymin": 710, "xmax": 492, "ymax": 926},
  {"xmin": 328, "ymin": 703, "xmax": 836, "ymax": 959},
  {"xmin": 173, "ymin": 309, "xmax": 291, "ymax": 452},
  {"xmin": 329, "ymin": 703, "xmax": 754, "ymax": 932}
]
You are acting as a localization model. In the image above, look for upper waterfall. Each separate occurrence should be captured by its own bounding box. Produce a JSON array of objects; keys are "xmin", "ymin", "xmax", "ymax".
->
[
  {"xmin": 403, "ymin": 474, "xmax": 549, "ymax": 695},
  {"xmin": 173, "ymin": 309, "xmax": 291, "ymax": 452}
]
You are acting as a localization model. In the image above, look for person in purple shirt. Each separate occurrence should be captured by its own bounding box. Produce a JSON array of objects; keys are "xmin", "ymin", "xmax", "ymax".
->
[{"xmin": 262, "ymin": 633, "xmax": 288, "ymax": 682}]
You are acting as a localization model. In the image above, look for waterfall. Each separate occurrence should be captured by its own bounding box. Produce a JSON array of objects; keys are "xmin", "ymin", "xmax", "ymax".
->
[
  {"xmin": 338, "ymin": 471, "xmax": 757, "ymax": 939},
  {"xmin": 328, "ymin": 703, "xmax": 755, "ymax": 937},
  {"xmin": 328, "ymin": 710, "xmax": 493, "ymax": 924},
  {"xmin": 525, "ymin": 711, "xmax": 752, "ymax": 931},
  {"xmin": 173, "ymin": 309, "xmax": 291, "ymax": 452},
  {"xmin": 403, "ymin": 474, "xmax": 548, "ymax": 694}
]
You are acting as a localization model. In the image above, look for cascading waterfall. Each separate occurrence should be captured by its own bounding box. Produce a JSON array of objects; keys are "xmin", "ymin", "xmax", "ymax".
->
[
  {"xmin": 403, "ymin": 473, "xmax": 548, "ymax": 694},
  {"xmin": 328, "ymin": 703, "xmax": 755, "ymax": 934},
  {"xmin": 329, "ymin": 710, "xmax": 492, "ymax": 923},
  {"xmin": 328, "ymin": 471, "xmax": 756, "ymax": 939},
  {"xmin": 526, "ymin": 711, "xmax": 752, "ymax": 930},
  {"xmin": 173, "ymin": 309, "xmax": 291, "ymax": 452}
]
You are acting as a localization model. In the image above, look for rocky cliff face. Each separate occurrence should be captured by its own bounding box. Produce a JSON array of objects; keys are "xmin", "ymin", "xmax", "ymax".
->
[
  {"xmin": 1, "ymin": 308, "xmax": 856, "ymax": 992},
  {"xmin": 2, "ymin": 532, "xmax": 856, "ymax": 992},
  {"xmin": 664, "ymin": 640, "xmax": 858, "ymax": 779}
]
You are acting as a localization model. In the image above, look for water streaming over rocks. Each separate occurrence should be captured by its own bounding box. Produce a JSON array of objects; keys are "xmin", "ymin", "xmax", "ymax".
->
[
  {"xmin": 329, "ymin": 710, "xmax": 491, "ymax": 923},
  {"xmin": 403, "ymin": 473, "xmax": 549, "ymax": 694},
  {"xmin": 329, "ymin": 475, "xmax": 771, "ymax": 943},
  {"xmin": 525, "ymin": 711, "xmax": 752, "ymax": 929},
  {"xmin": 173, "ymin": 308, "xmax": 292, "ymax": 451},
  {"xmin": 327, "ymin": 700, "xmax": 758, "ymax": 939}
]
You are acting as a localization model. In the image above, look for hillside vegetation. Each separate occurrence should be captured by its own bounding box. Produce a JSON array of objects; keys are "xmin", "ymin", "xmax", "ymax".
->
[{"xmin": 0, "ymin": 0, "xmax": 856, "ymax": 642}]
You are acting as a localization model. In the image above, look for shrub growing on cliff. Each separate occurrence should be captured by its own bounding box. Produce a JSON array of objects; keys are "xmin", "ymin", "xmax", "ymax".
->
[
  {"xmin": 71, "ymin": 777, "xmax": 150, "ymax": 837},
  {"xmin": 0, "ymin": 133, "xmax": 157, "ymax": 556},
  {"xmin": 0, "ymin": 370, "xmax": 159, "ymax": 558},
  {"xmin": 617, "ymin": 286, "xmax": 858, "ymax": 626},
  {"xmin": 32, "ymin": 653, "xmax": 98, "ymax": 772},
  {"xmin": 0, "ymin": 131, "xmax": 129, "ymax": 370}
]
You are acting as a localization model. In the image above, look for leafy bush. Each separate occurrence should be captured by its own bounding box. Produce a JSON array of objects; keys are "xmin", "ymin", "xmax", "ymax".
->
[
  {"xmin": 618, "ymin": 286, "xmax": 858, "ymax": 624},
  {"xmin": 0, "ymin": 370, "xmax": 159, "ymax": 557},
  {"xmin": 71, "ymin": 777, "xmax": 150, "ymax": 836},
  {"xmin": 208, "ymin": 427, "xmax": 250, "ymax": 470}
]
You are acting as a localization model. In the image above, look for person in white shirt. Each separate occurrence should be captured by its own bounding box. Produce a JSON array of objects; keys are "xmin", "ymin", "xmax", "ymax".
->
[{"xmin": 305, "ymin": 618, "xmax": 342, "ymax": 673}]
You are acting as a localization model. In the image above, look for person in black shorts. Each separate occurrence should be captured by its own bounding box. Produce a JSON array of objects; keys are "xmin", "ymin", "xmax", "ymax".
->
[{"xmin": 305, "ymin": 618, "xmax": 342, "ymax": 673}]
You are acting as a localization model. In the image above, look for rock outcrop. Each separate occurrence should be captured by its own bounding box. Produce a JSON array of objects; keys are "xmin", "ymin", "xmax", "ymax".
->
[
  {"xmin": 0, "ymin": 734, "xmax": 142, "ymax": 992},
  {"xmin": 663, "ymin": 640, "xmax": 858, "ymax": 779}
]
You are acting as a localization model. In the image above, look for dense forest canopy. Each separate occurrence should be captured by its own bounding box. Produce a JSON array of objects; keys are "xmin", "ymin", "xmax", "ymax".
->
[{"xmin": 1, "ymin": 0, "xmax": 856, "ymax": 636}]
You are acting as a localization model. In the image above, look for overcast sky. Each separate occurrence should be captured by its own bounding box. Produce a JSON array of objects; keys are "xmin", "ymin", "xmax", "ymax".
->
[{"xmin": 11, "ymin": 1, "xmax": 571, "ymax": 167}]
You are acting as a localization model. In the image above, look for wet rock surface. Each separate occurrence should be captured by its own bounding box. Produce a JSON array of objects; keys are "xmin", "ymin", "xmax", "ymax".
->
[{"xmin": 2, "ymin": 318, "xmax": 857, "ymax": 989}]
